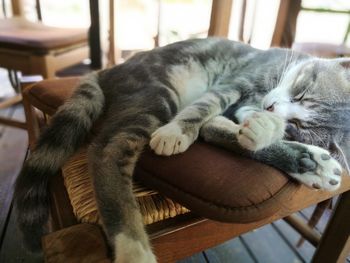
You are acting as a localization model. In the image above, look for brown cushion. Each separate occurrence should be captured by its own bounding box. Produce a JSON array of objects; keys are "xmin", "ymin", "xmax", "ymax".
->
[
  {"xmin": 136, "ymin": 143, "xmax": 298, "ymax": 223},
  {"xmin": 23, "ymin": 77, "xmax": 79, "ymax": 115},
  {"xmin": 0, "ymin": 17, "xmax": 87, "ymax": 53},
  {"xmin": 25, "ymin": 77, "xmax": 301, "ymax": 223}
]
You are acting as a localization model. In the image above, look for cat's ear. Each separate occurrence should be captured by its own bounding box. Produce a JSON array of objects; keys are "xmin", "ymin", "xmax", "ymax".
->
[
  {"xmin": 333, "ymin": 58, "xmax": 350, "ymax": 69},
  {"xmin": 340, "ymin": 60, "xmax": 350, "ymax": 69}
]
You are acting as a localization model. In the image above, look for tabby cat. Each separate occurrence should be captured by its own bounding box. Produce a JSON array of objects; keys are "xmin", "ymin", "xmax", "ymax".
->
[{"xmin": 14, "ymin": 38, "xmax": 350, "ymax": 263}]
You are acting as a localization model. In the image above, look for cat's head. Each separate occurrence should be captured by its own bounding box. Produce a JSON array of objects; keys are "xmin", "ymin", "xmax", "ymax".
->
[{"xmin": 262, "ymin": 57, "xmax": 350, "ymax": 143}]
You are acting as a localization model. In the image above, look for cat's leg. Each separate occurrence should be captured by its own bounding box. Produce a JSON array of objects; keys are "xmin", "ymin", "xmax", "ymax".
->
[
  {"xmin": 89, "ymin": 119, "xmax": 160, "ymax": 263},
  {"xmin": 150, "ymin": 89, "xmax": 241, "ymax": 156},
  {"xmin": 201, "ymin": 116, "xmax": 342, "ymax": 191},
  {"xmin": 200, "ymin": 115, "xmax": 242, "ymax": 151}
]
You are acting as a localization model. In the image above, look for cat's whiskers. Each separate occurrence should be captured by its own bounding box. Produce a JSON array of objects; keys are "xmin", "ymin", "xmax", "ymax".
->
[
  {"xmin": 277, "ymin": 51, "xmax": 297, "ymax": 88},
  {"xmin": 267, "ymin": 70, "xmax": 277, "ymax": 90},
  {"xmin": 308, "ymin": 129, "xmax": 327, "ymax": 148},
  {"xmin": 277, "ymin": 52, "xmax": 291, "ymax": 87},
  {"xmin": 302, "ymin": 129, "xmax": 316, "ymax": 145}
]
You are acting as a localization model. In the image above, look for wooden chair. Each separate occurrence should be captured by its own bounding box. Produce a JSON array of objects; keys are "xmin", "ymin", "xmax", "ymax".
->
[
  {"xmin": 18, "ymin": 1, "xmax": 350, "ymax": 262},
  {"xmin": 0, "ymin": 0, "xmax": 89, "ymax": 129},
  {"xmin": 21, "ymin": 77, "xmax": 350, "ymax": 263}
]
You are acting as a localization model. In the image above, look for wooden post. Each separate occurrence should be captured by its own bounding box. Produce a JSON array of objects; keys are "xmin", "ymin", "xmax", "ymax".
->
[
  {"xmin": 284, "ymin": 214, "xmax": 321, "ymax": 247},
  {"xmin": 29, "ymin": 55, "xmax": 55, "ymax": 79},
  {"xmin": 21, "ymin": 76, "xmax": 43, "ymax": 149},
  {"xmin": 270, "ymin": 0, "xmax": 301, "ymax": 47},
  {"xmin": 89, "ymin": 0, "xmax": 102, "ymax": 69},
  {"xmin": 238, "ymin": 0, "xmax": 247, "ymax": 42},
  {"xmin": 208, "ymin": 0, "xmax": 233, "ymax": 37},
  {"xmin": 11, "ymin": 0, "xmax": 24, "ymax": 17},
  {"xmin": 312, "ymin": 190, "xmax": 350, "ymax": 263}
]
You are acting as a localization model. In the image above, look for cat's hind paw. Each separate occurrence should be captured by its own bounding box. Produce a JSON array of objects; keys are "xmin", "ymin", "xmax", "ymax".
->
[
  {"xmin": 150, "ymin": 122, "xmax": 193, "ymax": 156},
  {"xmin": 237, "ymin": 112, "xmax": 285, "ymax": 151},
  {"xmin": 114, "ymin": 233, "xmax": 157, "ymax": 263},
  {"xmin": 291, "ymin": 145, "xmax": 342, "ymax": 191}
]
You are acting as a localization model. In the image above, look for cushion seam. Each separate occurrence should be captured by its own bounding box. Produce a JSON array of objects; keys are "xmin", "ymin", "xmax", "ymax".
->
[
  {"xmin": 139, "ymin": 167, "xmax": 298, "ymax": 211},
  {"xmin": 26, "ymin": 89, "xmax": 62, "ymax": 115}
]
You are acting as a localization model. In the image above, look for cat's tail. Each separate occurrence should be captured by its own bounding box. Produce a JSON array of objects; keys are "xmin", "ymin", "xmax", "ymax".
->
[{"xmin": 13, "ymin": 72, "xmax": 105, "ymax": 252}]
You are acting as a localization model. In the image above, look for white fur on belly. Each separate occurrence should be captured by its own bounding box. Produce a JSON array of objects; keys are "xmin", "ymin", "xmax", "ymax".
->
[{"xmin": 167, "ymin": 60, "xmax": 208, "ymax": 108}]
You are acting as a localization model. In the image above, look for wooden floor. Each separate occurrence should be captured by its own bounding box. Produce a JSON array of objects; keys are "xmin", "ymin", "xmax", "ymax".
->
[{"xmin": 0, "ymin": 68, "xmax": 348, "ymax": 263}]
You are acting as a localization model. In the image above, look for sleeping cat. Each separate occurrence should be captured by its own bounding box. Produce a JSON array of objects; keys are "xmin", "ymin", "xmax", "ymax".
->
[{"xmin": 14, "ymin": 38, "xmax": 350, "ymax": 263}]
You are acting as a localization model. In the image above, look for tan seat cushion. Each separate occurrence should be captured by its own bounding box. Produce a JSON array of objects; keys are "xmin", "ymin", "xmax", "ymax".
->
[
  {"xmin": 25, "ymin": 77, "xmax": 301, "ymax": 224},
  {"xmin": 0, "ymin": 17, "xmax": 87, "ymax": 53}
]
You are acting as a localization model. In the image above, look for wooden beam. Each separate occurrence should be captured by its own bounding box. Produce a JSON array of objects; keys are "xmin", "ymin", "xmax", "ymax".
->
[
  {"xmin": 208, "ymin": 0, "xmax": 233, "ymax": 37},
  {"xmin": 107, "ymin": 0, "xmax": 116, "ymax": 66},
  {"xmin": 284, "ymin": 214, "xmax": 321, "ymax": 247},
  {"xmin": 0, "ymin": 94, "xmax": 22, "ymax": 109},
  {"xmin": 150, "ymin": 176, "xmax": 350, "ymax": 262},
  {"xmin": 21, "ymin": 83, "xmax": 41, "ymax": 149},
  {"xmin": 271, "ymin": 0, "xmax": 301, "ymax": 47},
  {"xmin": 53, "ymin": 45, "xmax": 89, "ymax": 72},
  {"xmin": 0, "ymin": 116, "xmax": 27, "ymax": 129},
  {"xmin": 89, "ymin": 0, "xmax": 102, "ymax": 69},
  {"xmin": 10, "ymin": 0, "xmax": 24, "ymax": 17},
  {"xmin": 312, "ymin": 190, "xmax": 350, "ymax": 263},
  {"xmin": 238, "ymin": 0, "xmax": 247, "ymax": 42}
]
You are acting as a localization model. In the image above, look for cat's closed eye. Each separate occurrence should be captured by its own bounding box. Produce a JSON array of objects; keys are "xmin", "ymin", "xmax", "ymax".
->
[{"xmin": 291, "ymin": 89, "xmax": 307, "ymax": 103}]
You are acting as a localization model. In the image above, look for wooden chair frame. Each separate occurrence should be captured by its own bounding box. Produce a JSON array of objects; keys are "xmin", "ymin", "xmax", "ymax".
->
[
  {"xmin": 21, "ymin": 79, "xmax": 350, "ymax": 262},
  {"xmin": 18, "ymin": 1, "xmax": 350, "ymax": 261}
]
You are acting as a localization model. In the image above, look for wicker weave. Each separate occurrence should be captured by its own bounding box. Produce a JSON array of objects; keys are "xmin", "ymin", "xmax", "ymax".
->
[{"xmin": 62, "ymin": 148, "xmax": 189, "ymax": 225}]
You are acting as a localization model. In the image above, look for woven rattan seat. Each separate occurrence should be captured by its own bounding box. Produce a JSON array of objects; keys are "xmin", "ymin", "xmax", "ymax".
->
[{"xmin": 62, "ymin": 147, "xmax": 189, "ymax": 226}]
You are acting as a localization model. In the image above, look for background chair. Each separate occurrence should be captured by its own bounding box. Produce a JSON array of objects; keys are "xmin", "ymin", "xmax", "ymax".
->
[{"xmin": 0, "ymin": 0, "xmax": 89, "ymax": 129}]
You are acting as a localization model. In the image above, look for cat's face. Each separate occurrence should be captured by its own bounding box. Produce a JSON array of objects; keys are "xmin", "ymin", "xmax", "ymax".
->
[{"xmin": 262, "ymin": 58, "xmax": 350, "ymax": 144}]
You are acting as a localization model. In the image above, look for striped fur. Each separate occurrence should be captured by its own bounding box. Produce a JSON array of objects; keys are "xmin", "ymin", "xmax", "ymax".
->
[
  {"xmin": 13, "ymin": 38, "xmax": 350, "ymax": 262},
  {"xmin": 14, "ymin": 73, "xmax": 104, "ymax": 251}
]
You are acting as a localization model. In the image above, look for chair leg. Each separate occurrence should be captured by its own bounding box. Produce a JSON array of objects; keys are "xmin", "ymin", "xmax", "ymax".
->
[
  {"xmin": 21, "ymin": 76, "xmax": 43, "ymax": 149},
  {"xmin": 8, "ymin": 69, "xmax": 21, "ymax": 92},
  {"xmin": 296, "ymin": 198, "xmax": 332, "ymax": 247},
  {"xmin": 311, "ymin": 190, "xmax": 350, "ymax": 263},
  {"xmin": 30, "ymin": 55, "xmax": 56, "ymax": 79}
]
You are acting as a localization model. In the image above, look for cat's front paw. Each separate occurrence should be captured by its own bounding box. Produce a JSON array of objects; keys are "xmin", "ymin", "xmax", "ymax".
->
[
  {"xmin": 150, "ymin": 122, "xmax": 193, "ymax": 156},
  {"xmin": 237, "ymin": 112, "xmax": 285, "ymax": 151},
  {"xmin": 291, "ymin": 145, "xmax": 342, "ymax": 191}
]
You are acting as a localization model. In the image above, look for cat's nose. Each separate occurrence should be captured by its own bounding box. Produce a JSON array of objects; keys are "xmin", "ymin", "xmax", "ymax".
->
[{"xmin": 266, "ymin": 103, "xmax": 275, "ymax": 112}]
